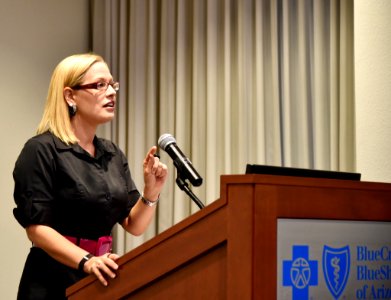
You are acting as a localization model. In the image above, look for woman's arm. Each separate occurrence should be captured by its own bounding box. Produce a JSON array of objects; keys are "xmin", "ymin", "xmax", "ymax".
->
[
  {"xmin": 121, "ymin": 146, "xmax": 168, "ymax": 235},
  {"xmin": 27, "ymin": 224, "xmax": 119, "ymax": 286}
]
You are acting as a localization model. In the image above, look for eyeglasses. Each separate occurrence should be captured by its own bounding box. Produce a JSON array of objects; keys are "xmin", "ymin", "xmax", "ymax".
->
[{"xmin": 72, "ymin": 81, "xmax": 120, "ymax": 92}]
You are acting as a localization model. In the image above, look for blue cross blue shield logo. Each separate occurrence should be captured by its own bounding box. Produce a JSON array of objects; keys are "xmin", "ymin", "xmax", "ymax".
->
[
  {"xmin": 283, "ymin": 245, "xmax": 318, "ymax": 299},
  {"xmin": 322, "ymin": 245, "xmax": 350, "ymax": 299}
]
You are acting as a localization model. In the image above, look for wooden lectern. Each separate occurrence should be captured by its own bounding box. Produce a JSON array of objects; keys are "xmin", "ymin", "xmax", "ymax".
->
[{"xmin": 67, "ymin": 174, "xmax": 391, "ymax": 299}]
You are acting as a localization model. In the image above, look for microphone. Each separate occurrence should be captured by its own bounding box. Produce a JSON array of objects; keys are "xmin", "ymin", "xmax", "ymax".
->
[{"xmin": 158, "ymin": 133, "xmax": 203, "ymax": 186}]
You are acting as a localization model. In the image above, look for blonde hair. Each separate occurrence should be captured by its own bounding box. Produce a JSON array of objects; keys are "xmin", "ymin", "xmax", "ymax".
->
[{"xmin": 36, "ymin": 53, "xmax": 105, "ymax": 144}]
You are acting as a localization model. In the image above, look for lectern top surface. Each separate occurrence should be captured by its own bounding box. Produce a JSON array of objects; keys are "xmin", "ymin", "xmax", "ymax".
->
[{"xmin": 245, "ymin": 164, "xmax": 361, "ymax": 181}]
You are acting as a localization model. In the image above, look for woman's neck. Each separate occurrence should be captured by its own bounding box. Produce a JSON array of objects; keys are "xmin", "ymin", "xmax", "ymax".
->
[
  {"xmin": 78, "ymin": 137, "xmax": 96, "ymax": 157},
  {"xmin": 71, "ymin": 119, "xmax": 97, "ymax": 157}
]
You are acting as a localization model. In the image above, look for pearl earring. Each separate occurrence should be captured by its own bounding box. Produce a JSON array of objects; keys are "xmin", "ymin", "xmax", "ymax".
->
[{"xmin": 69, "ymin": 104, "xmax": 77, "ymax": 117}]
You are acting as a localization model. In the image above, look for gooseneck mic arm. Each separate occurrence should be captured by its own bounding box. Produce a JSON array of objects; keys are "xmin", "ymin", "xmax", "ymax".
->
[
  {"xmin": 158, "ymin": 133, "xmax": 205, "ymax": 209},
  {"xmin": 175, "ymin": 177, "xmax": 205, "ymax": 209}
]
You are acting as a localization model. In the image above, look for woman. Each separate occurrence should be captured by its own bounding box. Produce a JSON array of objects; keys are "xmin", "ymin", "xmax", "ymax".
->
[{"xmin": 13, "ymin": 53, "xmax": 168, "ymax": 299}]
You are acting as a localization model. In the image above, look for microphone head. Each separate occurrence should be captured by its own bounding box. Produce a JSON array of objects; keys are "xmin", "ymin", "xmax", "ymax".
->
[{"xmin": 158, "ymin": 133, "xmax": 176, "ymax": 150}]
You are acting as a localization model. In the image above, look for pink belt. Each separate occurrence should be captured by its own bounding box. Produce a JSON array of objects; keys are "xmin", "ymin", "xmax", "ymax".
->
[{"xmin": 64, "ymin": 235, "xmax": 112, "ymax": 256}]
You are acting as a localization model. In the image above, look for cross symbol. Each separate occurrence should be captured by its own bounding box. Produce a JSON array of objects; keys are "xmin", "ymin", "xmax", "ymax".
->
[{"xmin": 283, "ymin": 245, "xmax": 318, "ymax": 300}]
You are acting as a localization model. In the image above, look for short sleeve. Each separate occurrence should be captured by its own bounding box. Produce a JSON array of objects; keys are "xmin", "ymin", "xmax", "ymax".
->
[{"xmin": 13, "ymin": 138, "xmax": 56, "ymax": 228}]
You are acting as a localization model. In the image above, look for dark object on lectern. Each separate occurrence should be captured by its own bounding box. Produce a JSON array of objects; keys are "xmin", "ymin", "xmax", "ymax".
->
[{"xmin": 245, "ymin": 164, "xmax": 361, "ymax": 181}]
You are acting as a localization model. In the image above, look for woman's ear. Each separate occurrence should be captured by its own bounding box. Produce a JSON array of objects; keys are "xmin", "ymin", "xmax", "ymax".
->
[{"xmin": 63, "ymin": 87, "xmax": 75, "ymax": 106}]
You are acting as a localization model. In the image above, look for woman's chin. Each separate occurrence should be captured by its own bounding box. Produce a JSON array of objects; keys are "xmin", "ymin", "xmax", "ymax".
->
[{"xmin": 98, "ymin": 114, "xmax": 115, "ymax": 124}]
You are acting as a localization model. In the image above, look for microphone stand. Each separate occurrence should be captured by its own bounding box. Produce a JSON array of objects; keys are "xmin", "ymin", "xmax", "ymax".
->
[{"xmin": 175, "ymin": 175, "xmax": 205, "ymax": 210}]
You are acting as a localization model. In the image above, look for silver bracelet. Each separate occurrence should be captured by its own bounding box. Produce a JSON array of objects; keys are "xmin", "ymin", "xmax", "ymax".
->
[{"xmin": 141, "ymin": 194, "xmax": 159, "ymax": 207}]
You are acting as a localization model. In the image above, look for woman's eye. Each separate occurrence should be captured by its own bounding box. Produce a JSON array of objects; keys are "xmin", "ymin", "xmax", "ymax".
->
[{"xmin": 97, "ymin": 82, "xmax": 107, "ymax": 89}]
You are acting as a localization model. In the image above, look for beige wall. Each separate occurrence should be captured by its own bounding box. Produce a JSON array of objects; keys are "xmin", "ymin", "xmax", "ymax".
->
[
  {"xmin": 355, "ymin": 0, "xmax": 391, "ymax": 182},
  {"xmin": 1, "ymin": 0, "xmax": 390, "ymax": 298},
  {"xmin": 0, "ymin": 0, "xmax": 89, "ymax": 298}
]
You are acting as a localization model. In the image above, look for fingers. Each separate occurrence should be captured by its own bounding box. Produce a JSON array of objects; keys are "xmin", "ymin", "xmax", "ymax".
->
[
  {"xmin": 143, "ymin": 146, "xmax": 168, "ymax": 177},
  {"xmin": 107, "ymin": 252, "xmax": 120, "ymax": 261},
  {"xmin": 87, "ymin": 254, "xmax": 119, "ymax": 286},
  {"xmin": 151, "ymin": 160, "xmax": 168, "ymax": 177},
  {"xmin": 143, "ymin": 146, "xmax": 157, "ymax": 166},
  {"xmin": 142, "ymin": 146, "xmax": 168, "ymax": 200}
]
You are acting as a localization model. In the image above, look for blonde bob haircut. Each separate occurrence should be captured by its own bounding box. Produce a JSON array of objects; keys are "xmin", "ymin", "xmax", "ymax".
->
[{"xmin": 36, "ymin": 53, "xmax": 106, "ymax": 145}]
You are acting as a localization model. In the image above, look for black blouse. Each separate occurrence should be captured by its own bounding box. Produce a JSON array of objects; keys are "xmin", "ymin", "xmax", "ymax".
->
[{"xmin": 13, "ymin": 131, "xmax": 139, "ymax": 240}]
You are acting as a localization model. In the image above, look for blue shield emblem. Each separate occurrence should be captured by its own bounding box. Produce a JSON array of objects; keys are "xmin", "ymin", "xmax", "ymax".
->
[{"xmin": 322, "ymin": 245, "xmax": 350, "ymax": 299}]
